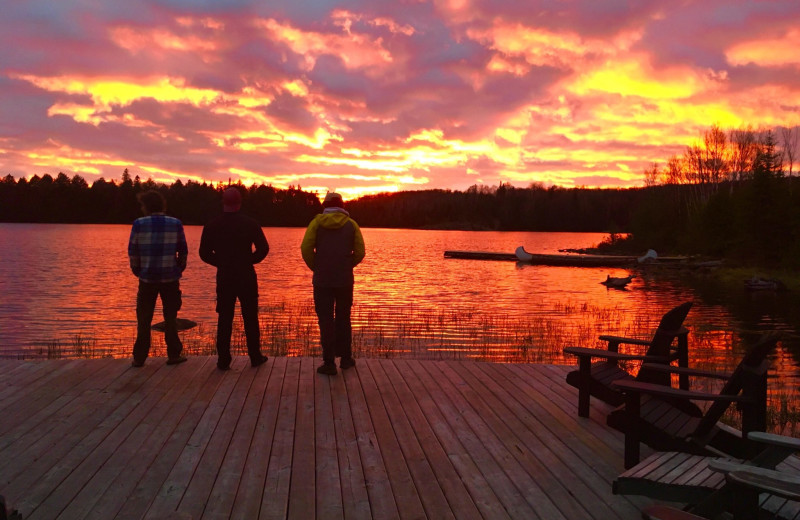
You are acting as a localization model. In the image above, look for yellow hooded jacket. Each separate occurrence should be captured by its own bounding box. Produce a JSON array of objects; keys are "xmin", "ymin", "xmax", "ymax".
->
[{"xmin": 301, "ymin": 209, "xmax": 365, "ymax": 287}]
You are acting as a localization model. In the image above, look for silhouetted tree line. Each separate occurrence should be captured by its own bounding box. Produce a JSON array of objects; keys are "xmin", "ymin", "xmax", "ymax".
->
[
  {"xmin": 2, "ymin": 123, "xmax": 799, "ymax": 268},
  {"xmin": 347, "ymin": 184, "xmax": 640, "ymax": 232},
  {"xmin": 0, "ymin": 170, "xmax": 647, "ymax": 232},
  {"xmin": 630, "ymin": 125, "xmax": 800, "ymax": 268},
  {"xmin": 1, "ymin": 167, "xmax": 648, "ymax": 231},
  {"xmin": 0, "ymin": 169, "xmax": 322, "ymax": 226}
]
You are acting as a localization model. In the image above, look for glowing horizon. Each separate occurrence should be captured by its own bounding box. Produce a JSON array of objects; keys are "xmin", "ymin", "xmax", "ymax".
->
[{"xmin": 1, "ymin": 1, "xmax": 799, "ymax": 199}]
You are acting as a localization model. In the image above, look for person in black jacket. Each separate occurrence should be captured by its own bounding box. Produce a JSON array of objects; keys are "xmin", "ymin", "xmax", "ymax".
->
[{"xmin": 199, "ymin": 187, "xmax": 269, "ymax": 370}]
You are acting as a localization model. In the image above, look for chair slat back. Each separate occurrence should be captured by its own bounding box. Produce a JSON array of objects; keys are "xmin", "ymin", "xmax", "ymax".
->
[
  {"xmin": 637, "ymin": 302, "xmax": 694, "ymax": 385},
  {"xmin": 694, "ymin": 334, "xmax": 779, "ymax": 438}
]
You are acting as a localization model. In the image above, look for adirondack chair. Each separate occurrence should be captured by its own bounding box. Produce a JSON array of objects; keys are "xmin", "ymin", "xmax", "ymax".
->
[
  {"xmin": 609, "ymin": 333, "xmax": 778, "ymax": 468},
  {"xmin": 564, "ymin": 301, "xmax": 694, "ymax": 418},
  {"xmin": 615, "ymin": 431, "xmax": 800, "ymax": 520},
  {"xmin": 725, "ymin": 464, "xmax": 800, "ymax": 520}
]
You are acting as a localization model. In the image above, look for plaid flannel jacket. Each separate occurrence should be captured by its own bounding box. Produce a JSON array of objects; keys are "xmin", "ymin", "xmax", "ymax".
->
[{"xmin": 128, "ymin": 214, "xmax": 188, "ymax": 283}]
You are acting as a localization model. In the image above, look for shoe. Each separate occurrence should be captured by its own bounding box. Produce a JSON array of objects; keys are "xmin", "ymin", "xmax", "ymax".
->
[
  {"xmin": 317, "ymin": 363, "xmax": 337, "ymax": 376},
  {"xmin": 251, "ymin": 355, "xmax": 268, "ymax": 368},
  {"xmin": 217, "ymin": 363, "xmax": 231, "ymax": 371},
  {"xmin": 166, "ymin": 356, "xmax": 187, "ymax": 365},
  {"xmin": 131, "ymin": 359, "xmax": 144, "ymax": 367},
  {"xmin": 340, "ymin": 357, "xmax": 356, "ymax": 369}
]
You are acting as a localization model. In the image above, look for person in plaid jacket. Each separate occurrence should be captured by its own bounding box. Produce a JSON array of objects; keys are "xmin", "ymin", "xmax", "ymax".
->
[{"xmin": 128, "ymin": 190, "xmax": 188, "ymax": 367}]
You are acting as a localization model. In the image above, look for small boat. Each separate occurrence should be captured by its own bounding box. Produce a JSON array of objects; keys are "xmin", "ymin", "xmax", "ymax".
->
[
  {"xmin": 745, "ymin": 277, "xmax": 787, "ymax": 292},
  {"xmin": 637, "ymin": 249, "xmax": 658, "ymax": 263},
  {"xmin": 513, "ymin": 246, "xmax": 639, "ymax": 267},
  {"xmin": 601, "ymin": 274, "xmax": 634, "ymax": 288},
  {"xmin": 515, "ymin": 246, "xmax": 534, "ymax": 262}
]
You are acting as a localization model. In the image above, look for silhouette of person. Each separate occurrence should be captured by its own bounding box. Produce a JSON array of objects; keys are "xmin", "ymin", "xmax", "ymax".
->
[
  {"xmin": 128, "ymin": 190, "xmax": 188, "ymax": 367},
  {"xmin": 301, "ymin": 192, "xmax": 365, "ymax": 375},
  {"xmin": 199, "ymin": 187, "xmax": 269, "ymax": 370}
]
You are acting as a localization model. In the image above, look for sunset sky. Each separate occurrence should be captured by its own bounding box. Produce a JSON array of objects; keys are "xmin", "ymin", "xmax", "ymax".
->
[{"xmin": 2, "ymin": 1, "xmax": 799, "ymax": 199}]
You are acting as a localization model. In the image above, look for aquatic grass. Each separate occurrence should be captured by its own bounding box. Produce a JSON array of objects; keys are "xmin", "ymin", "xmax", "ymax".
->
[{"xmin": 23, "ymin": 298, "xmax": 799, "ymax": 434}]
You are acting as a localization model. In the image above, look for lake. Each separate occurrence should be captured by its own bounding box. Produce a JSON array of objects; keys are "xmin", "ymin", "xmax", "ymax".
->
[{"xmin": 0, "ymin": 223, "xmax": 798, "ymax": 411}]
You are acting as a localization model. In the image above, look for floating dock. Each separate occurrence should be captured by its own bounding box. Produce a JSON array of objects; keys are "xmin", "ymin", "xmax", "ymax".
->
[
  {"xmin": 443, "ymin": 250, "xmax": 520, "ymax": 261},
  {"xmin": 444, "ymin": 250, "xmax": 705, "ymax": 268},
  {"xmin": 444, "ymin": 250, "xmax": 639, "ymax": 266}
]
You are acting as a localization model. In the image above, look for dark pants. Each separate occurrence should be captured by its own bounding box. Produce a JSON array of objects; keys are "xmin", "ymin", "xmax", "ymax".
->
[
  {"xmin": 216, "ymin": 270, "xmax": 261, "ymax": 366},
  {"xmin": 134, "ymin": 280, "xmax": 183, "ymax": 363},
  {"xmin": 313, "ymin": 285, "xmax": 353, "ymax": 364}
]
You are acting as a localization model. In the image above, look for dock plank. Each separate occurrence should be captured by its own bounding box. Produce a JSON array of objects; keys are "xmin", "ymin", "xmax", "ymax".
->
[
  {"xmin": 365, "ymin": 359, "xmax": 455, "ymax": 520},
  {"xmin": 260, "ymin": 357, "xmax": 301, "ymax": 520},
  {"xmin": 81, "ymin": 356, "xmax": 217, "ymax": 520},
  {"xmin": 0, "ymin": 359, "xmax": 110, "ymax": 434},
  {"xmin": 179, "ymin": 358, "xmax": 260, "ymax": 519},
  {"xmin": 420, "ymin": 361, "xmax": 560, "ymax": 520},
  {"xmin": 452, "ymin": 361, "xmax": 635, "ymax": 520},
  {"xmin": 114, "ymin": 357, "xmax": 235, "ymax": 519},
  {"xmin": 380, "ymin": 360, "xmax": 480, "ymax": 520},
  {"xmin": 287, "ymin": 357, "xmax": 317, "ymax": 520},
  {"xmin": 410, "ymin": 359, "xmax": 540, "ymax": 519},
  {"xmin": 202, "ymin": 358, "xmax": 274, "ymax": 520},
  {"xmin": 392, "ymin": 359, "xmax": 511, "ymax": 520},
  {"xmin": 0, "ymin": 357, "xmax": 660, "ymax": 520},
  {"xmin": 144, "ymin": 356, "xmax": 248, "ymax": 518},
  {"xmin": 343, "ymin": 359, "xmax": 400, "ymax": 520},
  {"xmin": 330, "ymin": 362, "xmax": 371, "ymax": 520},
  {"xmin": 47, "ymin": 357, "xmax": 217, "ymax": 519},
  {"xmin": 3, "ymin": 361, "xmax": 164, "ymax": 513},
  {"xmin": 230, "ymin": 357, "xmax": 287, "ymax": 520},
  {"xmin": 314, "ymin": 360, "xmax": 344, "ymax": 520}
]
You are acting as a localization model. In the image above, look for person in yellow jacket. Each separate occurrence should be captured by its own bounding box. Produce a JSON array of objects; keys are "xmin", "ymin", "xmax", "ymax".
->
[{"xmin": 301, "ymin": 192, "xmax": 366, "ymax": 375}]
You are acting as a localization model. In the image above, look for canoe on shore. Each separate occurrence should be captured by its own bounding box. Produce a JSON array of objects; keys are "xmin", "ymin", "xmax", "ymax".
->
[
  {"xmin": 514, "ymin": 247, "xmax": 641, "ymax": 267},
  {"xmin": 514, "ymin": 246, "xmax": 702, "ymax": 267}
]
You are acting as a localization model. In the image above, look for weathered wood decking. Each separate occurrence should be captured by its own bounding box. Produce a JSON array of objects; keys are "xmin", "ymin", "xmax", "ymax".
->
[{"xmin": 1, "ymin": 357, "xmax": 655, "ymax": 519}]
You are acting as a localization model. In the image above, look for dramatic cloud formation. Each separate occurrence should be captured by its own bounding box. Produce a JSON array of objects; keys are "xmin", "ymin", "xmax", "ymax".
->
[{"xmin": 1, "ymin": 0, "xmax": 799, "ymax": 198}]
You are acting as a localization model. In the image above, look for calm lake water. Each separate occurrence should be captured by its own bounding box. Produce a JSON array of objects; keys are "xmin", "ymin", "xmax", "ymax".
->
[{"xmin": 1, "ymin": 223, "xmax": 798, "ymax": 406}]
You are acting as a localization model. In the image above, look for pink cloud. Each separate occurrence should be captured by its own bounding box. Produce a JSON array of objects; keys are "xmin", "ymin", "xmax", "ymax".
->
[{"xmin": 1, "ymin": 1, "xmax": 799, "ymax": 194}]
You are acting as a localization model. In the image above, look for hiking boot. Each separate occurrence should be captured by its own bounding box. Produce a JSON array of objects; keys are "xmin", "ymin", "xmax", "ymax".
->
[
  {"xmin": 340, "ymin": 357, "xmax": 356, "ymax": 369},
  {"xmin": 166, "ymin": 355, "xmax": 187, "ymax": 365},
  {"xmin": 317, "ymin": 363, "xmax": 337, "ymax": 376},
  {"xmin": 251, "ymin": 355, "xmax": 269, "ymax": 368}
]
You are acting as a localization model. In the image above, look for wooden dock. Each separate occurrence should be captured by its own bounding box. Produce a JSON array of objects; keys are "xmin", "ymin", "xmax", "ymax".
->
[{"xmin": 0, "ymin": 357, "xmax": 656, "ymax": 519}]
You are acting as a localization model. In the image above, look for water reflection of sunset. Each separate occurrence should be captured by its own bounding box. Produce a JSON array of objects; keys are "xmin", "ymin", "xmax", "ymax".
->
[{"xmin": 1, "ymin": 224, "xmax": 797, "ymax": 431}]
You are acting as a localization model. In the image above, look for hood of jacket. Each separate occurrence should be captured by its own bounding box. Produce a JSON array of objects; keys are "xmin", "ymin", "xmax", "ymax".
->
[{"xmin": 317, "ymin": 208, "xmax": 351, "ymax": 229}]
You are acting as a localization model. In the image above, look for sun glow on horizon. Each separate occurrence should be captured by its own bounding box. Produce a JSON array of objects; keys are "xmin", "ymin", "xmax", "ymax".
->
[{"xmin": 3, "ymin": 3, "xmax": 799, "ymax": 195}]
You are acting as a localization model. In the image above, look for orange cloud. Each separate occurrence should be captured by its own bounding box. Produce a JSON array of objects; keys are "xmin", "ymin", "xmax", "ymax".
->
[
  {"xmin": 111, "ymin": 26, "xmax": 221, "ymax": 55},
  {"xmin": 727, "ymin": 29, "xmax": 800, "ymax": 67},
  {"xmin": 15, "ymin": 74, "xmax": 221, "ymax": 115},
  {"xmin": 254, "ymin": 17, "xmax": 397, "ymax": 74},
  {"xmin": 568, "ymin": 57, "xmax": 709, "ymax": 100}
]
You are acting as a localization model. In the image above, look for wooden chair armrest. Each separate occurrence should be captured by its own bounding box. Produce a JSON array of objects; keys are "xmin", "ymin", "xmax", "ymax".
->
[
  {"xmin": 563, "ymin": 347, "xmax": 669, "ymax": 363},
  {"xmin": 727, "ymin": 467, "xmax": 800, "ymax": 501},
  {"xmin": 612, "ymin": 380, "xmax": 751, "ymax": 403},
  {"xmin": 639, "ymin": 363, "xmax": 732, "ymax": 380},
  {"xmin": 597, "ymin": 335, "xmax": 651, "ymax": 347},
  {"xmin": 599, "ymin": 327, "xmax": 688, "ymax": 349},
  {"xmin": 708, "ymin": 459, "xmax": 750, "ymax": 474},
  {"xmin": 747, "ymin": 431, "xmax": 800, "ymax": 451}
]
